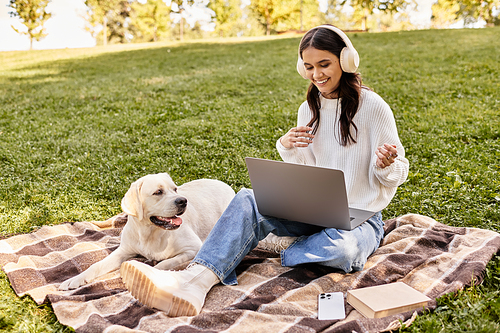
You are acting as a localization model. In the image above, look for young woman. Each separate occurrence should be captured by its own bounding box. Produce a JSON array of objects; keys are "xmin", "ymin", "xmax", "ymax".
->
[{"xmin": 119, "ymin": 25, "xmax": 409, "ymax": 317}]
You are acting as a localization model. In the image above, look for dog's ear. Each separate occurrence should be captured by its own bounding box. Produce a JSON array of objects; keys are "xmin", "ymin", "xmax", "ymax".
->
[
  {"xmin": 121, "ymin": 179, "xmax": 144, "ymax": 220},
  {"xmin": 158, "ymin": 173, "xmax": 175, "ymax": 185}
]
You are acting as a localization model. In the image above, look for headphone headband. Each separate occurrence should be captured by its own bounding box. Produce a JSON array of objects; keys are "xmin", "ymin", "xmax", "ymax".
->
[
  {"xmin": 296, "ymin": 25, "xmax": 360, "ymax": 78},
  {"xmin": 315, "ymin": 25, "xmax": 356, "ymax": 50}
]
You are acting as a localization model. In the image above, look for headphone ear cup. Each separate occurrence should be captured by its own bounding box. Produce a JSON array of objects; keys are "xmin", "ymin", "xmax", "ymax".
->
[
  {"xmin": 339, "ymin": 47, "xmax": 360, "ymax": 73},
  {"xmin": 296, "ymin": 57, "xmax": 308, "ymax": 79}
]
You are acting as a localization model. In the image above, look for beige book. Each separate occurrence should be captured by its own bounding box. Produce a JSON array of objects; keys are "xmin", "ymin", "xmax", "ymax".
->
[{"xmin": 346, "ymin": 282, "xmax": 431, "ymax": 319}]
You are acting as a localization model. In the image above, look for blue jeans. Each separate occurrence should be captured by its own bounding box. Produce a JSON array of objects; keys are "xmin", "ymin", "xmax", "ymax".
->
[{"xmin": 192, "ymin": 189, "xmax": 385, "ymax": 285}]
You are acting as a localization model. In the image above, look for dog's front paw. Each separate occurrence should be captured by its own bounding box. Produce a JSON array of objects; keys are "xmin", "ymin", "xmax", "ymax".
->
[{"xmin": 59, "ymin": 275, "xmax": 86, "ymax": 290}]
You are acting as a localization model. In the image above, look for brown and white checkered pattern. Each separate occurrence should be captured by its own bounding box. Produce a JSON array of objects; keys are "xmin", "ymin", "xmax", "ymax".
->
[{"xmin": 1, "ymin": 213, "xmax": 499, "ymax": 333}]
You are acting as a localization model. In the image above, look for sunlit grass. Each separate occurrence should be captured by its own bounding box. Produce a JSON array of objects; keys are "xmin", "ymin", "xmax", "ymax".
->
[{"xmin": 0, "ymin": 27, "xmax": 499, "ymax": 332}]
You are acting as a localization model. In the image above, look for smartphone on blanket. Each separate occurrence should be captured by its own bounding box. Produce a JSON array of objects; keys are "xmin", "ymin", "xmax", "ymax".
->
[{"xmin": 318, "ymin": 292, "xmax": 346, "ymax": 320}]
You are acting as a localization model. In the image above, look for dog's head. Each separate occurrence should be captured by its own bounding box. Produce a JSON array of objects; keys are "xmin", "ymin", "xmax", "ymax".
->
[{"xmin": 121, "ymin": 173, "xmax": 187, "ymax": 230}]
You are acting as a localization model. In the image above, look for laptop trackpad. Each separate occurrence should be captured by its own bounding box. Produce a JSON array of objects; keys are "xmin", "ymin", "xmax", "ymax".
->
[{"xmin": 349, "ymin": 208, "xmax": 377, "ymax": 229}]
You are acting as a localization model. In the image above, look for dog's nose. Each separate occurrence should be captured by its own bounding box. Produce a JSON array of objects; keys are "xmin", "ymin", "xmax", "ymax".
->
[{"xmin": 175, "ymin": 197, "xmax": 187, "ymax": 209}]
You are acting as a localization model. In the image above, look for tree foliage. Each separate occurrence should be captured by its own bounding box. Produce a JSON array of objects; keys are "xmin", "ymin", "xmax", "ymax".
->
[
  {"xmin": 77, "ymin": 0, "xmax": 491, "ymax": 45},
  {"xmin": 8, "ymin": 0, "xmax": 52, "ymax": 50},
  {"xmin": 131, "ymin": 0, "xmax": 171, "ymax": 42},
  {"xmin": 287, "ymin": 0, "xmax": 325, "ymax": 31},
  {"xmin": 341, "ymin": 0, "xmax": 412, "ymax": 30},
  {"xmin": 84, "ymin": 0, "xmax": 121, "ymax": 45},
  {"xmin": 375, "ymin": 10, "xmax": 413, "ymax": 31},
  {"xmin": 208, "ymin": 0, "xmax": 242, "ymax": 37},
  {"xmin": 322, "ymin": 0, "xmax": 359, "ymax": 30},
  {"xmin": 431, "ymin": 0, "xmax": 461, "ymax": 28},
  {"xmin": 106, "ymin": 0, "xmax": 136, "ymax": 44},
  {"xmin": 249, "ymin": 0, "xmax": 301, "ymax": 35},
  {"xmin": 448, "ymin": 0, "xmax": 500, "ymax": 26}
]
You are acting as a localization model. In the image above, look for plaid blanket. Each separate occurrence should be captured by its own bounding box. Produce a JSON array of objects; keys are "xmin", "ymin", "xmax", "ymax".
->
[{"xmin": 1, "ymin": 213, "xmax": 499, "ymax": 333}]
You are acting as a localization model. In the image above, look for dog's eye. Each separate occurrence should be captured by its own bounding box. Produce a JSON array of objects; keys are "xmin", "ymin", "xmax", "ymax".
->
[
  {"xmin": 153, "ymin": 189, "xmax": 163, "ymax": 196},
  {"xmin": 174, "ymin": 188, "xmax": 178, "ymax": 193}
]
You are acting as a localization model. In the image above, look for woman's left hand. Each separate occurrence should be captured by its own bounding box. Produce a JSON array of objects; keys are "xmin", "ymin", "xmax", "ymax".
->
[{"xmin": 375, "ymin": 143, "xmax": 398, "ymax": 168}]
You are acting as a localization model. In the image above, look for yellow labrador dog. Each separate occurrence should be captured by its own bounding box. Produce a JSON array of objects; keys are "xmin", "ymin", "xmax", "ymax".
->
[{"xmin": 59, "ymin": 173, "xmax": 235, "ymax": 290}]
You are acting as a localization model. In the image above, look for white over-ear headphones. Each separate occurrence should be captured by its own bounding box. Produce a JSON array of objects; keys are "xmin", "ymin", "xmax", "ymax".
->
[{"xmin": 296, "ymin": 25, "xmax": 360, "ymax": 78}]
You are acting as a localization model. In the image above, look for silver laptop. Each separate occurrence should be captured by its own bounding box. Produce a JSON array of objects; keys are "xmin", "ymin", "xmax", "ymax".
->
[{"xmin": 245, "ymin": 157, "xmax": 376, "ymax": 231}]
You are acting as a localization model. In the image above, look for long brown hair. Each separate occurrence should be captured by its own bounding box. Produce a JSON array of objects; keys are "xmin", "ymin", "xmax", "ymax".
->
[{"xmin": 299, "ymin": 26, "xmax": 364, "ymax": 146}]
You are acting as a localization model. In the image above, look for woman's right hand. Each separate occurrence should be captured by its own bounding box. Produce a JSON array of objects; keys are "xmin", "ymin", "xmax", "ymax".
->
[{"xmin": 280, "ymin": 126, "xmax": 314, "ymax": 149}]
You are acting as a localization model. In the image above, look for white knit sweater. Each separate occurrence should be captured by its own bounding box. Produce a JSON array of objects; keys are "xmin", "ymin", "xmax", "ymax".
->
[{"xmin": 276, "ymin": 89, "xmax": 409, "ymax": 212}]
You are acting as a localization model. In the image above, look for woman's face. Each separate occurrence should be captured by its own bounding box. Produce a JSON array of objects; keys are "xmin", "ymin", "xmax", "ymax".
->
[{"xmin": 302, "ymin": 47, "xmax": 343, "ymax": 99}]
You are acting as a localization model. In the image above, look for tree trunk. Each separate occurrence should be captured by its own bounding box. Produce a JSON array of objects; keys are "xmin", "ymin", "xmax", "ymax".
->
[
  {"xmin": 103, "ymin": 15, "xmax": 108, "ymax": 46},
  {"xmin": 28, "ymin": 27, "xmax": 33, "ymax": 50},
  {"xmin": 180, "ymin": 15, "xmax": 184, "ymax": 41},
  {"xmin": 265, "ymin": 5, "xmax": 270, "ymax": 36},
  {"xmin": 362, "ymin": 7, "xmax": 369, "ymax": 31}
]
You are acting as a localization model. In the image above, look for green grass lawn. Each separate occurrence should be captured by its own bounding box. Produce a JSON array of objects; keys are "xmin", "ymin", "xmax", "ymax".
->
[{"xmin": 1, "ymin": 28, "xmax": 499, "ymax": 332}]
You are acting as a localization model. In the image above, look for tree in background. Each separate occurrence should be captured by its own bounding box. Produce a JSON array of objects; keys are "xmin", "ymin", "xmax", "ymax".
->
[
  {"xmin": 431, "ymin": 0, "xmax": 460, "ymax": 28},
  {"xmin": 8, "ymin": 0, "xmax": 52, "ymax": 50},
  {"xmin": 285, "ymin": 0, "xmax": 324, "ymax": 31},
  {"xmin": 322, "ymin": 0, "xmax": 358, "ymax": 30},
  {"xmin": 78, "ymin": 0, "xmax": 477, "ymax": 44},
  {"xmin": 344, "ymin": 0, "xmax": 412, "ymax": 31},
  {"xmin": 249, "ymin": 0, "xmax": 302, "ymax": 35},
  {"xmin": 450, "ymin": 0, "xmax": 500, "ymax": 26},
  {"xmin": 208, "ymin": 0, "xmax": 242, "ymax": 37},
  {"xmin": 344, "ymin": 0, "xmax": 374, "ymax": 30},
  {"xmin": 84, "ymin": 0, "xmax": 120, "ymax": 45},
  {"xmin": 171, "ymin": 0, "xmax": 194, "ymax": 41},
  {"xmin": 131, "ymin": 0, "xmax": 171, "ymax": 42},
  {"xmin": 106, "ymin": 0, "xmax": 136, "ymax": 43},
  {"xmin": 374, "ymin": 10, "xmax": 413, "ymax": 31},
  {"xmin": 238, "ymin": 4, "xmax": 266, "ymax": 36}
]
